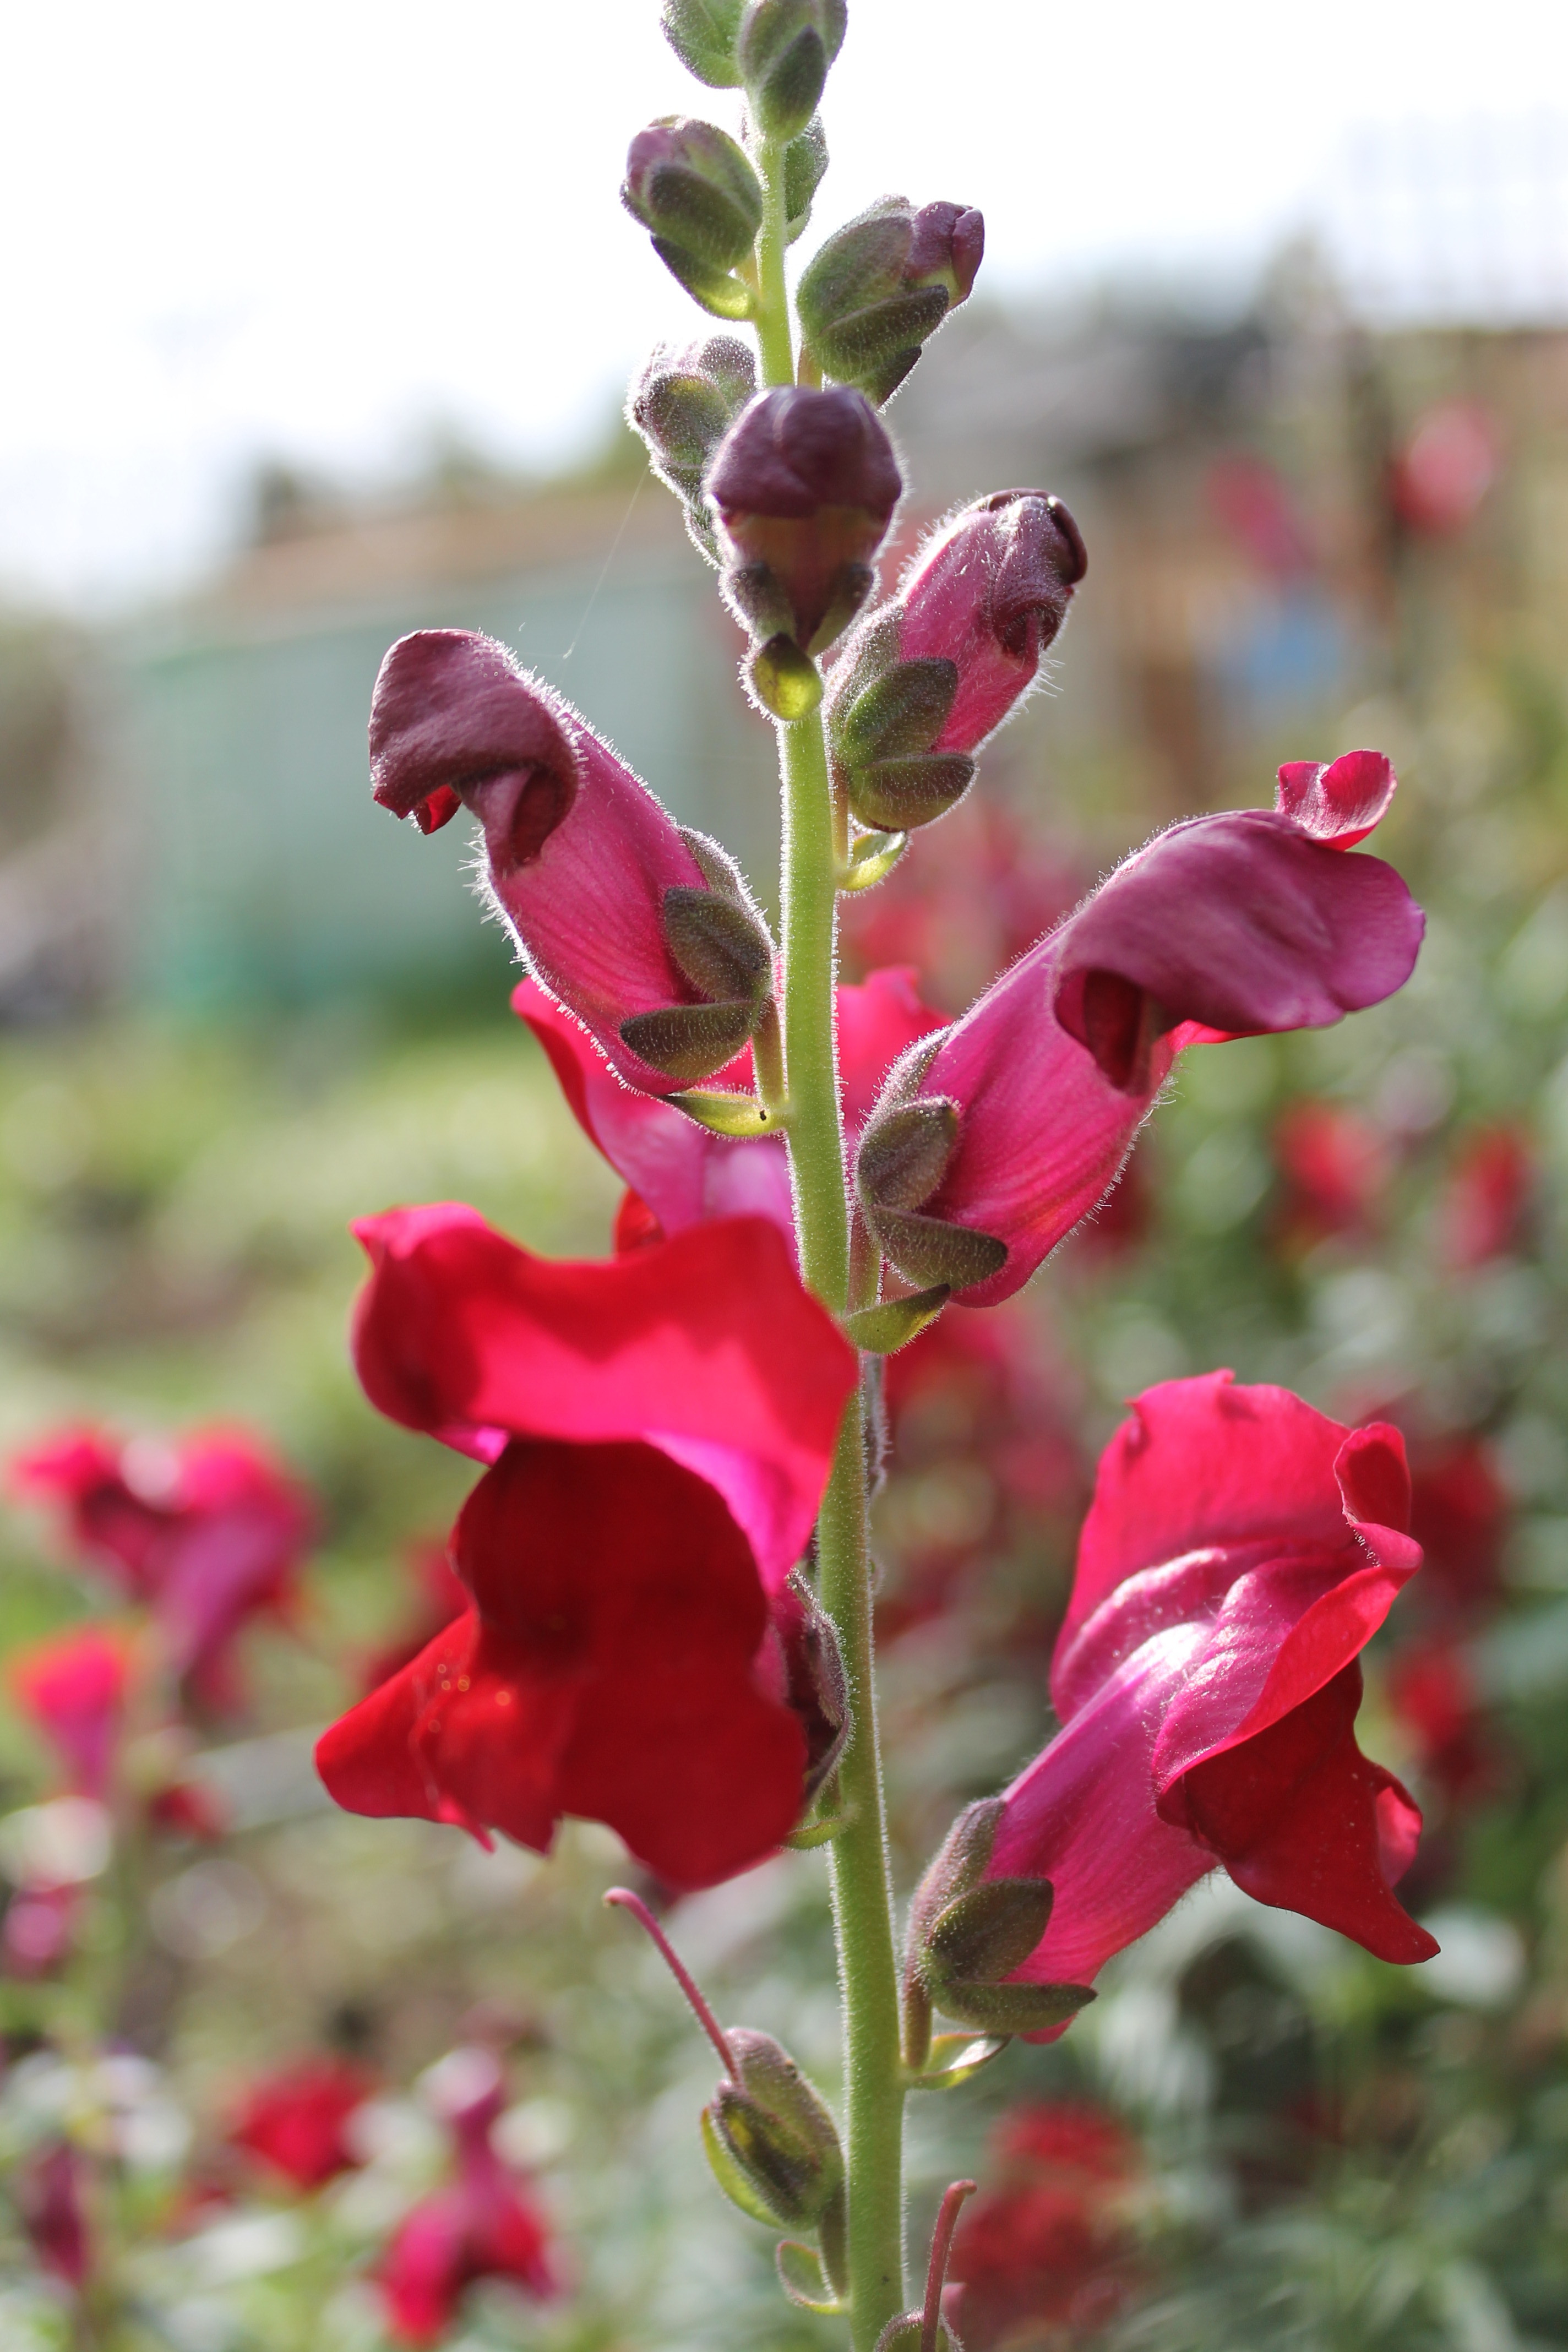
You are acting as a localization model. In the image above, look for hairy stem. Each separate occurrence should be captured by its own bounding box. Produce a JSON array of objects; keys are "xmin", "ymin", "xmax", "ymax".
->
[{"xmin": 753, "ymin": 137, "xmax": 907, "ymax": 2350}]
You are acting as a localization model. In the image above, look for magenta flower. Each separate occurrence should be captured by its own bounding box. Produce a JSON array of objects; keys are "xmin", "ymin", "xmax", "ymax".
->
[
  {"xmin": 983, "ymin": 1374, "xmax": 1437, "ymax": 2022},
  {"xmin": 825, "ymin": 491, "xmax": 1086, "ymax": 830},
  {"xmin": 11, "ymin": 1429, "xmax": 312, "ymax": 1700},
  {"xmin": 707, "ymin": 385, "xmax": 902, "ymax": 654},
  {"xmin": 516, "ymin": 962, "xmax": 945, "ymax": 1253},
  {"xmin": 854, "ymin": 752, "xmax": 1423, "ymax": 1302},
  {"xmin": 9, "ymin": 1626, "xmax": 128, "ymax": 1800},
  {"xmin": 369, "ymin": 630, "xmax": 775, "ymax": 1091},
  {"xmin": 379, "ymin": 2050, "xmax": 555, "ymax": 2347}
]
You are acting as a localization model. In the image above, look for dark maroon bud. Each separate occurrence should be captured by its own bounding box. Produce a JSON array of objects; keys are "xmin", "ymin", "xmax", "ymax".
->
[
  {"xmin": 369, "ymin": 628, "xmax": 578, "ymax": 849},
  {"xmin": 708, "ymin": 386, "xmax": 902, "ymax": 656}
]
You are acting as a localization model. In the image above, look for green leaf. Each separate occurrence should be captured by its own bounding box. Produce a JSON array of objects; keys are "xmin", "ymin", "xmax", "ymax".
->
[
  {"xmin": 906, "ymin": 2030, "xmax": 1010, "ymax": 2092},
  {"xmin": 842, "ymin": 1284, "xmax": 950, "ymax": 1353},
  {"xmin": 776, "ymin": 2240, "xmax": 845, "ymax": 2313},
  {"xmin": 667, "ymin": 1087, "xmax": 781, "ymax": 1137}
]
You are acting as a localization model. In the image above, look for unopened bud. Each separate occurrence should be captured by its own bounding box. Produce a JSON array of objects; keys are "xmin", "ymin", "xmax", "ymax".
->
[
  {"xmin": 772, "ymin": 1570, "xmax": 848, "ymax": 1806},
  {"xmin": 749, "ymin": 634, "xmax": 823, "ymax": 721},
  {"xmin": 826, "ymin": 630, "xmax": 978, "ymax": 829},
  {"xmin": 702, "ymin": 2028, "xmax": 843, "ymax": 2230},
  {"xmin": 798, "ymin": 197, "xmax": 983, "ymax": 402},
  {"xmin": 630, "ymin": 336, "xmax": 758, "ymax": 562},
  {"xmin": 737, "ymin": 0, "xmax": 847, "ymax": 141},
  {"xmin": 783, "ymin": 115, "xmax": 829, "ymax": 243},
  {"xmin": 661, "ymin": 0, "xmax": 745, "ymax": 85},
  {"xmin": 709, "ymin": 386, "xmax": 901, "ymax": 656},
  {"xmin": 622, "ymin": 117, "xmax": 763, "ymax": 318}
]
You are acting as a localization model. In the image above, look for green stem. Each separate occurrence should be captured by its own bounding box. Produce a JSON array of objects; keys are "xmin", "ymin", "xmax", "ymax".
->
[
  {"xmin": 750, "ymin": 138, "xmax": 906, "ymax": 2349},
  {"xmin": 753, "ymin": 137, "xmax": 795, "ymax": 389},
  {"xmin": 819, "ymin": 1399, "xmax": 908, "ymax": 2348}
]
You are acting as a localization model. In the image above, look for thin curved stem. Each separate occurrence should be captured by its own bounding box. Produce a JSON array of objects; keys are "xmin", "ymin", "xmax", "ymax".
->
[
  {"xmin": 921, "ymin": 2180, "xmax": 977, "ymax": 2352},
  {"xmin": 605, "ymin": 1888, "xmax": 737, "ymax": 2077}
]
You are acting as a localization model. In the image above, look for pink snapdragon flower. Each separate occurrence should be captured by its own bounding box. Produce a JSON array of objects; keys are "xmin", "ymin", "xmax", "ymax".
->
[
  {"xmin": 369, "ymin": 630, "xmax": 774, "ymax": 1093},
  {"xmin": 984, "ymin": 1373, "xmax": 1437, "ymax": 2022},
  {"xmin": 12, "ymin": 1427, "xmax": 312, "ymax": 1699},
  {"xmin": 379, "ymin": 2049, "xmax": 555, "ymax": 2346},
  {"xmin": 10, "ymin": 1625, "xmax": 128, "ymax": 1800},
  {"xmin": 855, "ymin": 751, "xmax": 1422, "ymax": 1303}
]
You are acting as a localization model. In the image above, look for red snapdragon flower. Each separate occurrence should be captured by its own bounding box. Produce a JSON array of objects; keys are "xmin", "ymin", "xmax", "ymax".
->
[
  {"xmin": 856, "ymin": 751, "xmax": 1423, "ymax": 1304},
  {"xmin": 12, "ymin": 1427, "xmax": 313, "ymax": 1701},
  {"xmin": 984, "ymin": 1373, "xmax": 1438, "ymax": 2019},
  {"xmin": 517, "ymin": 963, "xmax": 945, "ymax": 1254},
  {"xmin": 379, "ymin": 2050, "xmax": 554, "ymax": 2347},
  {"xmin": 15, "ymin": 2141, "xmax": 91, "ymax": 2289},
  {"xmin": 230, "ymin": 2057, "xmax": 375, "ymax": 2192},
  {"xmin": 317, "ymin": 1211, "xmax": 857, "ymax": 1887},
  {"xmin": 1271, "ymin": 1098, "xmax": 1390, "ymax": 1254},
  {"xmin": 362, "ymin": 1539, "xmax": 470, "ymax": 1694},
  {"xmin": 1439, "ymin": 1121, "xmax": 1534, "ymax": 1270},
  {"xmin": 950, "ymin": 2101, "xmax": 1139, "ymax": 2346},
  {"xmin": 369, "ymin": 630, "xmax": 775, "ymax": 1093}
]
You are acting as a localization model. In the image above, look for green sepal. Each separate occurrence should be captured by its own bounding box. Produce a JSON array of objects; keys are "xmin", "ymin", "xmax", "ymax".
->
[
  {"xmin": 927, "ymin": 1877, "xmax": 1054, "ymax": 1986},
  {"xmin": 856, "ymin": 1098, "xmax": 960, "ymax": 1213},
  {"xmin": 652, "ymin": 238, "xmax": 755, "ymax": 321},
  {"xmin": 906, "ymin": 2031, "xmax": 1010, "ymax": 2092},
  {"xmin": 619, "ymin": 997, "xmax": 764, "ymax": 1083},
  {"xmin": 840, "ymin": 829, "xmax": 908, "ymax": 891},
  {"xmin": 782, "ymin": 115, "xmax": 829, "ymax": 243},
  {"xmin": 776, "ymin": 2240, "xmax": 845, "ymax": 2313},
  {"xmin": 928, "ymin": 1978, "xmax": 1096, "ymax": 2037},
  {"xmin": 835, "ymin": 656, "xmax": 959, "ymax": 766},
  {"xmin": 907, "ymin": 1800, "xmax": 1004, "ymax": 1946},
  {"xmin": 864, "ymin": 1202, "xmax": 1009, "ymax": 1293},
  {"xmin": 669, "ymin": 1089, "xmax": 781, "ymax": 1137},
  {"xmin": 847, "ymin": 752, "xmax": 978, "ymax": 832},
  {"xmin": 841, "ymin": 1284, "xmax": 950, "ymax": 1354},
  {"xmin": 749, "ymin": 634, "xmax": 823, "ymax": 722},
  {"xmin": 661, "ymin": 0, "xmax": 745, "ymax": 85},
  {"xmin": 814, "ymin": 287, "xmax": 952, "ymax": 388},
  {"xmin": 701, "ymin": 2103, "xmax": 792, "ymax": 2228},
  {"xmin": 662, "ymin": 882, "xmax": 772, "ymax": 1002},
  {"xmin": 783, "ymin": 1804, "xmax": 856, "ymax": 1849}
]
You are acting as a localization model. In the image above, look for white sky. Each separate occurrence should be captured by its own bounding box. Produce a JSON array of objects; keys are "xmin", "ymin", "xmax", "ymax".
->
[{"xmin": 3, "ymin": 0, "xmax": 1566, "ymax": 607}]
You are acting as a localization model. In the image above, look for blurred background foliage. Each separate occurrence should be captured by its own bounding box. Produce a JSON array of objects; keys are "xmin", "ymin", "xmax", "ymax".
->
[{"xmin": 1, "ymin": 271, "xmax": 1567, "ymax": 2350}]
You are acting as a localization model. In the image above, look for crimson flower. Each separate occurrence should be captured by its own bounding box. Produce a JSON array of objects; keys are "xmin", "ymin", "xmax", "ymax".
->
[
  {"xmin": 855, "ymin": 750, "xmax": 1422, "ymax": 1303},
  {"xmin": 369, "ymin": 630, "xmax": 776, "ymax": 1093},
  {"xmin": 10, "ymin": 1625, "xmax": 128, "ymax": 1799},
  {"xmin": 1439, "ymin": 1121, "xmax": 1534, "ymax": 1270},
  {"xmin": 12, "ymin": 1427, "xmax": 313, "ymax": 1700},
  {"xmin": 1271, "ymin": 1098, "xmax": 1390, "ymax": 1254},
  {"xmin": 951, "ymin": 2101, "xmax": 1139, "ymax": 2347},
  {"xmin": 362, "ymin": 1538, "xmax": 470, "ymax": 1695},
  {"xmin": 231, "ymin": 2057, "xmax": 375, "ymax": 2192},
  {"xmin": 985, "ymin": 1373, "xmax": 1438, "ymax": 2021},
  {"xmin": 517, "ymin": 963, "xmax": 945, "ymax": 1254},
  {"xmin": 379, "ymin": 2050, "xmax": 554, "ymax": 2348},
  {"xmin": 15, "ymin": 2142, "xmax": 90, "ymax": 2289},
  {"xmin": 317, "ymin": 1211, "xmax": 857, "ymax": 1887}
]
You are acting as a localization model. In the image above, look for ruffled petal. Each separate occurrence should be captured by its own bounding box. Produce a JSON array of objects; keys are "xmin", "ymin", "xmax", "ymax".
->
[
  {"xmin": 350, "ymin": 1206, "xmax": 856, "ymax": 1590},
  {"xmin": 1171, "ymin": 1664, "xmax": 1438, "ymax": 1962}
]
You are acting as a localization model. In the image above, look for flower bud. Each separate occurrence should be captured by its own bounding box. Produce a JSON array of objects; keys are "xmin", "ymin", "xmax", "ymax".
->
[
  {"xmin": 826, "ymin": 492, "xmax": 1085, "ymax": 829},
  {"xmin": 661, "ymin": 0, "xmax": 745, "ymax": 85},
  {"xmin": 629, "ymin": 335, "xmax": 758, "ymax": 563},
  {"xmin": 737, "ymin": 0, "xmax": 847, "ymax": 141},
  {"xmin": 368, "ymin": 631, "xmax": 775, "ymax": 1094},
  {"xmin": 783, "ymin": 115, "xmax": 829, "ymax": 243},
  {"xmin": 703, "ymin": 2027, "xmax": 844, "ymax": 2230},
  {"xmin": 622, "ymin": 117, "xmax": 763, "ymax": 319},
  {"xmin": 709, "ymin": 386, "xmax": 902, "ymax": 658},
  {"xmin": 798, "ymin": 196, "xmax": 984, "ymax": 402}
]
